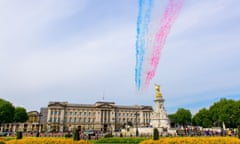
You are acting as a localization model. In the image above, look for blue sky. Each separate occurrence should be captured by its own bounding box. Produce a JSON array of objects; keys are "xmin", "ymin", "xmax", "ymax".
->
[{"xmin": 0, "ymin": 0, "xmax": 239, "ymax": 114}]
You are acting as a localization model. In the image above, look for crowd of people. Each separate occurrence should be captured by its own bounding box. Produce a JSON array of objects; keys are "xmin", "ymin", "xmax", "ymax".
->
[{"xmin": 176, "ymin": 127, "xmax": 238, "ymax": 137}]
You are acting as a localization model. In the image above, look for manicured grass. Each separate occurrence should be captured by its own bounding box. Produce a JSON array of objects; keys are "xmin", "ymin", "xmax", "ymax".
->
[{"xmin": 92, "ymin": 137, "xmax": 149, "ymax": 144}]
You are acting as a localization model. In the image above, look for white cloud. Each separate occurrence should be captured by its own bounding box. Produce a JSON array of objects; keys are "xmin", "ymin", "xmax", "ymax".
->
[
  {"xmin": 0, "ymin": 0, "xmax": 87, "ymax": 53},
  {"xmin": 0, "ymin": 0, "xmax": 88, "ymax": 87},
  {"xmin": 149, "ymin": 0, "xmax": 240, "ymax": 111},
  {"xmin": 0, "ymin": 0, "xmax": 239, "ymax": 113},
  {"xmin": 171, "ymin": 0, "xmax": 239, "ymax": 36}
]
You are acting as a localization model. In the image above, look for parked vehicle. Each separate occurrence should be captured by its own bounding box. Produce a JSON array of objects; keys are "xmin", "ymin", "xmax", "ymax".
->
[
  {"xmin": 83, "ymin": 130, "xmax": 95, "ymax": 136},
  {"xmin": 0, "ymin": 132, "xmax": 12, "ymax": 136}
]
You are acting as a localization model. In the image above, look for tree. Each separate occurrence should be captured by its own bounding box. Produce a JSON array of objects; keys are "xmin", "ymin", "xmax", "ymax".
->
[
  {"xmin": 0, "ymin": 98, "xmax": 15, "ymax": 123},
  {"xmin": 175, "ymin": 108, "xmax": 192, "ymax": 127},
  {"xmin": 231, "ymin": 100, "xmax": 240, "ymax": 127},
  {"xmin": 168, "ymin": 113, "xmax": 177, "ymax": 127},
  {"xmin": 238, "ymin": 125, "xmax": 240, "ymax": 139},
  {"xmin": 153, "ymin": 128, "xmax": 159, "ymax": 140},
  {"xmin": 192, "ymin": 108, "xmax": 212, "ymax": 128},
  {"xmin": 13, "ymin": 107, "xmax": 28, "ymax": 122},
  {"xmin": 209, "ymin": 98, "xmax": 240, "ymax": 128},
  {"xmin": 16, "ymin": 131, "xmax": 23, "ymax": 139},
  {"xmin": 73, "ymin": 128, "xmax": 80, "ymax": 141},
  {"xmin": 168, "ymin": 113, "xmax": 177, "ymax": 121}
]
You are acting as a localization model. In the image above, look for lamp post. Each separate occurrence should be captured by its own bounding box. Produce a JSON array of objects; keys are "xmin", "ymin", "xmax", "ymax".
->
[
  {"xmin": 135, "ymin": 112, "xmax": 139, "ymax": 136},
  {"xmin": 57, "ymin": 120, "xmax": 59, "ymax": 132},
  {"xmin": 36, "ymin": 112, "xmax": 42, "ymax": 137},
  {"xmin": 230, "ymin": 115, "xmax": 233, "ymax": 129}
]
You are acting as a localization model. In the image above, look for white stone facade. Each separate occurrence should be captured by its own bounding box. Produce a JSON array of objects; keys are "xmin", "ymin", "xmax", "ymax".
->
[
  {"xmin": 151, "ymin": 97, "xmax": 170, "ymax": 128},
  {"xmin": 150, "ymin": 84, "xmax": 170, "ymax": 129},
  {"xmin": 46, "ymin": 101, "xmax": 152, "ymax": 132}
]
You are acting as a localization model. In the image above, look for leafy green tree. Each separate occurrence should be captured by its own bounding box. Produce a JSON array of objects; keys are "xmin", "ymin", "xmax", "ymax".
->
[
  {"xmin": 231, "ymin": 100, "xmax": 240, "ymax": 127},
  {"xmin": 238, "ymin": 125, "xmax": 240, "ymax": 139},
  {"xmin": 168, "ymin": 113, "xmax": 176, "ymax": 121},
  {"xmin": 73, "ymin": 128, "xmax": 80, "ymax": 141},
  {"xmin": 175, "ymin": 108, "xmax": 192, "ymax": 127},
  {"xmin": 153, "ymin": 128, "xmax": 159, "ymax": 140},
  {"xmin": 168, "ymin": 113, "xmax": 177, "ymax": 127},
  {"xmin": 192, "ymin": 108, "xmax": 212, "ymax": 128},
  {"xmin": 209, "ymin": 98, "xmax": 240, "ymax": 128},
  {"xmin": 0, "ymin": 98, "xmax": 15, "ymax": 123},
  {"xmin": 13, "ymin": 107, "xmax": 28, "ymax": 122},
  {"xmin": 16, "ymin": 131, "xmax": 23, "ymax": 139}
]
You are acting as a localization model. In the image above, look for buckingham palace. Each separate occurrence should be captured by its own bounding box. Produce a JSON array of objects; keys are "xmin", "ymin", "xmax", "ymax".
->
[
  {"xmin": 0, "ymin": 101, "xmax": 153, "ymax": 133},
  {"xmin": 0, "ymin": 85, "xmax": 169, "ymax": 134},
  {"xmin": 47, "ymin": 101, "xmax": 153, "ymax": 132}
]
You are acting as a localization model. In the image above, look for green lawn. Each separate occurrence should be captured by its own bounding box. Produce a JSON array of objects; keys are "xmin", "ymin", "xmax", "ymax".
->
[{"xmin": 91, "ymin": 137, "xmax": 150, "ymax": 144}]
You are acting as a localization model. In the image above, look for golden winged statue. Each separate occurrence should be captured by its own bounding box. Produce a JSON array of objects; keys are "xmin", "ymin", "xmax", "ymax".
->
[{"xmin": 155, "ymin": 84, "xmax": 162, "ymax": 98}]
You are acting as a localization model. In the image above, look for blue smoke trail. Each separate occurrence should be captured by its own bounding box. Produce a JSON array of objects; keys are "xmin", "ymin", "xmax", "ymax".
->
[{"xmin": 135, "ymin": 0, "xmax": 153, "ymax": 90}]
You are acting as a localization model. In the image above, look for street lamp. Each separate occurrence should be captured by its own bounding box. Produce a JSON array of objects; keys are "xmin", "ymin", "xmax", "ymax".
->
[
  {"xmin": 36, "ymin": 112, "xmax": 42, "ymax": 137},
  {"xmin": 135, "ymin": 112, "xmax": 139, "ymax": 136},
  {"xmin": 230, "ymin": 115, "xmax": 233, "ymax": 129}
]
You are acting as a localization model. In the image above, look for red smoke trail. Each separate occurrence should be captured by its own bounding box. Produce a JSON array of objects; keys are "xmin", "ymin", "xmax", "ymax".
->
[{"xmin": 145, "ymin": 0, "xmax": 184, "ymax": 88}]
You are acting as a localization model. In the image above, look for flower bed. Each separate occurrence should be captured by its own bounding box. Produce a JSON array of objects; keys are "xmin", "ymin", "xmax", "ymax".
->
[
  {"xmin": 140, "ymin": 137, "xmax": 240, "ymax": 144},
  {"xmin": 5, "ymin": 137, "xmax": 91, "ymax": 144}
]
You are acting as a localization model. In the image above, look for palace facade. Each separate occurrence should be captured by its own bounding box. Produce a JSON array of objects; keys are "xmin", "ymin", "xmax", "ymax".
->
[
  {"xmin": 0, "ymin": 85, "xmax": 169, "ymax": 134},
  {"xmin": 46, "ymin": 85, "xmax": 169, "ymax": 133},
  {"xmin": 47, "ymin": 101, "xmax": 153, "ymax": 132},
  {"xmin": 0, "ymin": 101, "xmax": 153, "ymax": 133}
]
